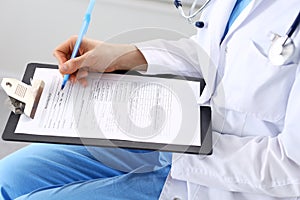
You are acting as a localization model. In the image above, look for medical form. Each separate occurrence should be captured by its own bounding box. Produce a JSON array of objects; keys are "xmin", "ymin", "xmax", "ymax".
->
[{"xmin": 14, "ymin": 68, "xmax": 201, "ymax": 147}]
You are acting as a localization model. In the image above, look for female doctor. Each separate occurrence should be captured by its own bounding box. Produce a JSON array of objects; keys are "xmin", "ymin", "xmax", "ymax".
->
[{"xmin": 0, "ymin": 0, "xmax": 300, "ymax": 199}]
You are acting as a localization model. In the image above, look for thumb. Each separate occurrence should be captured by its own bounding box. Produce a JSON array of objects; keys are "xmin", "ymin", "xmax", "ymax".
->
[{"xmin": 60, "ymin": 55, "xmax": 87, "ymax": 74}]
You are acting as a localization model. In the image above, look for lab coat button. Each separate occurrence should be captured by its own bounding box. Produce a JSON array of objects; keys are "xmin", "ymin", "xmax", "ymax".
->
[
  {"xmin": 225, "ymin": 46, "xmax": 228, "ymax": 53},
  {"xmin": 173, "ymin": 197, "xmax": 181, "ymax": 200}
]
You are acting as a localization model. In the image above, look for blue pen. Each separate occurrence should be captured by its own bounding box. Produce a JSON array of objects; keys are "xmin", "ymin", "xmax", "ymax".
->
[{"xmin": 61, "ymin": 0, "xmax": 96, "ymax": 90}]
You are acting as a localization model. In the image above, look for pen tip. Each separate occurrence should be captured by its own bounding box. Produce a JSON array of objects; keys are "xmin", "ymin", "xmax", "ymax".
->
[{"xmin": 61, "ymin": 85, "xmax": 65, "ymax": 90}]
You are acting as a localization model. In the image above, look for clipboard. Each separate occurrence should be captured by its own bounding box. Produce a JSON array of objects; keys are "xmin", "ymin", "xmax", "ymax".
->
[{"xmin": 2, "ymin": 63, "xmax": 212, "ymax": 155}]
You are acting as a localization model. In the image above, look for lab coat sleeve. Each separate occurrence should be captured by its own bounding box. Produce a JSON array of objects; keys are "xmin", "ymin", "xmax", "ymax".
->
[
  {"xmin": 171, "ymin": 63, "xmax": 300, "ymax": 198},
  {"xmin": 134, "ymin": 37, "xmax": 203, "ymax": 78}
]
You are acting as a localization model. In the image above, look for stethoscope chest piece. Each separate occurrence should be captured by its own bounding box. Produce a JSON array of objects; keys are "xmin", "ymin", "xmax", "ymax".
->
[{"xmin": 268, "ymin": 33, "xmax": 295, "ymax": 66}]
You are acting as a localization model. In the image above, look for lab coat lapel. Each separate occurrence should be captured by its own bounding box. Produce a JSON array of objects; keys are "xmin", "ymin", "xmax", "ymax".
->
[
  {"xmin": 208, "ymin": 0, "xmax": 236, "ymax": 51},
  {"xmin": 223, "ymin": 0, "xmax": 265, "ymax": 42},
  {"xmin": 199, "ymin": 0, "xmax": 236, "ymax": 104},
  {"xmin": 199, "ymin": 0, "xmax": 266, "ymax": 104}
]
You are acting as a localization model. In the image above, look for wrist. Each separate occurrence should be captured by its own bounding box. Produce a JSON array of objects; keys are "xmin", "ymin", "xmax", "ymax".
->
[{"xmin": 113, "ymin": 44, "xmax": 148, "ymax": 71}]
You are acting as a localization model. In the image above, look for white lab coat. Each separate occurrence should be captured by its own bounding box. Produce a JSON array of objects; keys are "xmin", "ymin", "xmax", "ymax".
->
[{"xmin": 136, "ymin": 0, "xmax": 300, "ymax": 199}]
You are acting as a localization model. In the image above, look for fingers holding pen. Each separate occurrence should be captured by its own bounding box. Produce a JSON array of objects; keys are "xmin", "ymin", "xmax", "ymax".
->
[
  {"xmin": 63, "ymin": 55, "xmax": 92, "ymax": 86},
  {"xmin": 59, "ymin": 54, "xmax": 87, "ymax": 74},
  {"xmin": 53, "ymin": 36, "xmax": 78, "ymax": 66},
  {"xmin": 53, "ymin": 36, "xmax": 89, "ymax": 74}
]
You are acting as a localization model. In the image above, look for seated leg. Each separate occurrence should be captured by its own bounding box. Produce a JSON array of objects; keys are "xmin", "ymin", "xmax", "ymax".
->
[{"xmin": 0, "ymin": 143, "xmax": 171, "ymax": 200}]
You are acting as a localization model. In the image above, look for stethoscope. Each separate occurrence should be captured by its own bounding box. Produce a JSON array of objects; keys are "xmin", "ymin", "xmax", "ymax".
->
[
  {"xmin": 174, "ymin": 0, "xmax": 300, "ymax": 66},
  {"xmin": 268, "ymin": 11, "xmax": 300, "ymax": 65}
]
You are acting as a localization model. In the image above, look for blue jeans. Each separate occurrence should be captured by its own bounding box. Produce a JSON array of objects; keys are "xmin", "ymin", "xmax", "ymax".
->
[{"xmin": 0, "ymin": 144, "xmax": 171, "ymax": 200}]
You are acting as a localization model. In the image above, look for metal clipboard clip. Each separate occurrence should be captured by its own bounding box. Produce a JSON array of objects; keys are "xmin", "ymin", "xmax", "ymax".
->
[{"xmin": 1, "ymin": 78, "xmax": 45, "ymax": 119}]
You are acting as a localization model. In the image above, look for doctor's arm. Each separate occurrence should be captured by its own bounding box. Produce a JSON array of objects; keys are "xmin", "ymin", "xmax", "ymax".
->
[
  {"xmin": 53, "ymin": 36, "xmax": 148, "ymax": 86},
  {"xmin": 53, "ymin": 36, "xmax": 202, "ymax": 86},
  {"xmin": 171, "ymin": 63, "xmax": 300, "ymax": 198}
]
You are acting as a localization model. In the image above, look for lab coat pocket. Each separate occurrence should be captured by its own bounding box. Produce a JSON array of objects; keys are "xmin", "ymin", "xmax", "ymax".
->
[
  {"xmin": 251, "ymin": 39, "xmax": 298, "ymax": 67},
  {"xmin": 216, "ymin": 39, "xmax": 298, "ymax": 124}
]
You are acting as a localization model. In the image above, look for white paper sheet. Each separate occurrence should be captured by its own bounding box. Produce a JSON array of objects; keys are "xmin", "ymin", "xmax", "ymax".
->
[{"xmin": 15, "ymin": 68, "xmax": 201, "ymax": 146}]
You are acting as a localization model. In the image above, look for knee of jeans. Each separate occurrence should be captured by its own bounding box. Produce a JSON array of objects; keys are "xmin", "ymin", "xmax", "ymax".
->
[
  {"xmin": 0, "ymin": 186, "xmax": 11, "ymax": 200},
  {"xmin": 0, "ymin": 161, "xmax": 14, "ymax": 200},
  {"xmin": 0, "ymin": 156, "xmax": 31, "ymax": 200}
]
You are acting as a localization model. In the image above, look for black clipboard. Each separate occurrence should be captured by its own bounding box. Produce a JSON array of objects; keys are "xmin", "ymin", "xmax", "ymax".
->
[{"xmin": 2, "ymin": 63, "xmax": 212, "ymax": 155}]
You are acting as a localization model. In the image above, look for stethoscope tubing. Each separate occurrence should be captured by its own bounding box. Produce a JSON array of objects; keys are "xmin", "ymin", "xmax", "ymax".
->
[
  {"xmin": 287, "ymin": 11, "xmax": 300, "ymax": 38},
  {"xmin": 174, "ymin": 0, "xmax": 211, "ymax": 22}
]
